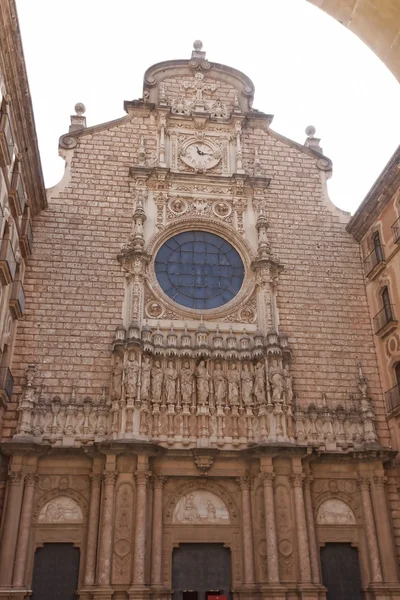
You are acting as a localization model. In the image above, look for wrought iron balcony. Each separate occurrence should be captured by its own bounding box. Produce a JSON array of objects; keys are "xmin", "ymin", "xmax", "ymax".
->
[
  {"xmin": 0, "ymin": 239, "xmax": 17, "ymax": 285},
  {"xmin": 373, "ymin": 304, "xmax": 397, "ymax": 334},
  {"xmin": 385, "ymin": 384, "xmax": 400, "ymax": 413},
  {"xmin": 20, "ymin": 217, "xmax": 33, "ymax": 257},
  {"xmin": 0, "ymin": 111, "xmax": 14, "ymax": 166},
  {"xmin": 0, "ymin": 367, "xmax": 14, "ymax": 403},
  {"xmin": 9, "ymin": 280, "xmax": 25, "ymax": 319},
  {"xmin": 392, "ymin": 217, "xmax": 400, "ymax": 245},
  {"xmin": 9, "ymin": 170, "xmax": 26, "ymax": 217},
  {"xmin": 363, "ymin": 246, "xmax": 385, "ymax": 277}
]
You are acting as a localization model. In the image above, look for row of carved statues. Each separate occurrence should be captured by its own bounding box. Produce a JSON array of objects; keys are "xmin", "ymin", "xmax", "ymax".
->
[{"xmin": 112, "ymin": 352, "xmax": 293, "ymax": 409}]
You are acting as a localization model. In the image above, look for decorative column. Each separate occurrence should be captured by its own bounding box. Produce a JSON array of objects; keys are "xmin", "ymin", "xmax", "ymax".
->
[
  {"xmin": 0, "ymin": 471, "xmax": 24, "ymax": 586},
  {"xmin": 151, "ymin": 476, "xmax": 166, "ymax": 587},
  {"xmin": 96, "ymin": 471, "xmax": 117, "ymax": 587},
  {"xmin": 132, "ymin": 468, "xmax": 151, "ymax": 587},
  {"xmin": 358, "ymin": 477, "xmax": 383, "ymax": 583},
  {"xmin": 371, "ymin": 475, "xmax": 399, "ymax": 582},
  {"xmin": 290, "ymin": 472, "xmax": 312, "ymax": 584},
  {"xmin": 303, "ymin": 476, "xmax": 320, "ymax": 584},
  {"xmin": 237, "ymin": 476, "xmax": 255, "ymax": 586},
  {"xmin": 12, "ymin": 474, "xmax": 37, "ymax": 587},
  {"xmin": 259, "ymin": 472, "xmax": 280, "ymax": 583},
  {"xmin": 84, "ymin": 474, "xmax": 102, "ymax": 587}
]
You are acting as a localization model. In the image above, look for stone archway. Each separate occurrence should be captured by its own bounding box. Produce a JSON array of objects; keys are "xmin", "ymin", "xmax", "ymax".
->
[{"xmin": 307, "ymin": 0, "xmax": 400, "ymax": 82}]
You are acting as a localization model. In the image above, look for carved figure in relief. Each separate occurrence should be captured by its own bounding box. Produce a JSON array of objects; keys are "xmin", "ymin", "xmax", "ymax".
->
[
  {"xmin": 151, "ymin": 360, "xmax": 163, "ymax": 403},
  {"xmin": 207, "ymin": 500, "xmax": 217, "ymax": 521},
  {"xmin": 112, "ymin": 355, "xmax": 123, "ymax": 400},
  {"xmin": 180, "ymin": 361, "xmax": 194, "ymax": 404},
  {"xmin": 196, "ymin": 361, "xmax": 210, "ymax": 405},
  {"xmin": 241, "ymin": 364, "xmax": 253, "ymax": 406},
  {"xmin": 141, "ymin": 356, "xmax": 151, "ymax": 400},
  {"xmin": 269, "ymin": 359, "xmax": 284, "ymax": 403},
  {"xmin": 227, "ymin": 363, "xmax": 240, "ymax": 406},
  {"xmin": 283, "ymin": 366, "xmax": 293, "ymax": 404},
  {"xmin": 165, "ymin": 361, "xmax": 178, "ymax": 404},
  {"xmin": 213, "ymin": 363, "xmax": 226, "ymax": 406},
  {"xmin": 125, "ymin": 352, "xmax": 139, "ymax": 399},
  {"xmin": 254, "ymin": 362, "xmax": 266, "ymax": 405},
  {"xmin": 183, "ymin": 494, "xmax": 201, "ymax": 521}
]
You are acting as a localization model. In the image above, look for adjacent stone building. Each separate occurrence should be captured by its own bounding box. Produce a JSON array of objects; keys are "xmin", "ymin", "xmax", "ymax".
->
[{"xmin": 0, "ymin": 33, "xmax": 400, "ymax": 600}]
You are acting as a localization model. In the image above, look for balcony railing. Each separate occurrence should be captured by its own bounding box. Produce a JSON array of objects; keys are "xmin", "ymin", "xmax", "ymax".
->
[
  {"xmin": 0, "ymin": 239, "xmax": 17, "ymax": 285},
  {"xmin": 392, "ymin": 217, "xmax": 400, "ymax": 245},
  {"xmin": 0, "ymin": 367, "xmax": 14, "ymax": 402},
  {"xmin": 9, "ymin": 280, "xmax": 25, "ymax": 319},
  {"xmin": 385, "ymin": 384, "xmax": 400, "ymax": 413},
  {"xmin": 20, "ymin": 217, "xmax": 33, "ymax": 257},
  {"xmin": 9, "ymin": 170, "xmax": 26, "ymax": 216},
  {"xmin": 373, "ymin": 304, "xmax": 397, "ymax": 334},
  {"xmin": 0, "ymin": 111, "xmax": 14, "ymax": 166},
  {"xmin": 363, "ymin": 246, "xmax": 385, "ymax": 277}
]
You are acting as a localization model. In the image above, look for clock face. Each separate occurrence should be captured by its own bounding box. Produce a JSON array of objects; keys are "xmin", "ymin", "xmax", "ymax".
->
[{"xmin": 181, "ymin": 141, "xmax": 220, "ymax": 170}]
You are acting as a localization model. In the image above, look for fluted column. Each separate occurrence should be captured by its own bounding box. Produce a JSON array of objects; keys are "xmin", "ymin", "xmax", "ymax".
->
[
  {"xmin": 358, "ymin": 477, "xmax": 382, "ymax": 583},
  {"xmin": 84, "ymin": 474, "xmax": 102, "ymax": 586},
  {"xmin": 12, "ymin": 474, "xmax": 37, "ymax": 587},
  {"xmin": 371, "ymin": 475, "xmax": 399, "ymax": 581},
  {"xmin": 0, "ymin": 471, "xmax": 24, "ymax": 586},
  {"xmin": 96, "ymin": 471, "xmax": 117, "ymax": 586},
  {"xmin": 238, "ymin": 476, "xmax": 255, "ymax": 586},
  {"xmin": 290, "ymin": 472, "xmax": 312, "ymax": 584},
  {"xmin": 303, "ymin": 476, "xmax": 320, "ymax": 584},
  {"xmin": 133, "ymin": 469, "xmax": 151, "ymax": 586},
  {"xmin": 151, "ymin": 476, "xmax": 166, "ymax": 587},
  {"xmin": 259, "ymin": 472, "xmax": 280, "ymax": 583}
]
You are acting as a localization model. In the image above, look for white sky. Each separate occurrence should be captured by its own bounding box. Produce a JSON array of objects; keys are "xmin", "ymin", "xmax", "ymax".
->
[{"xmin": 16, "ymin": 0, "xmax": 400, "ymax": 213}]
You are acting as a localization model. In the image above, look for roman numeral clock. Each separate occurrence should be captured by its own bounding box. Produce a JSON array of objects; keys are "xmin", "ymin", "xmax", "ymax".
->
[{"xmin": 180, "ymin": 136, "xmax": 222, "ymax": 171}]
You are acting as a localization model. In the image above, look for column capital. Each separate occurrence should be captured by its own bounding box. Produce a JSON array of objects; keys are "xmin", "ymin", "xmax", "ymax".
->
[
  {"xmin": 357, "ymin": 476, "xmax": 371, "ymax": 491},
  {"xmin": 24, "ymin": 474, "xmax": 38, "ymax": 487},
  {"xmin": 237, "ymin": 475, "xmax": 251, "ymax": 491},
  {"xmin": 90, "ymin": 473, "xmax": 103, "ymax": 487},
  {"xmin": 290, "ymin": 472, "xmax": 305, "ymax": 488},
  {"xmin": 259, "ymin": 471, "xmax": 275, "ymax": 487},
  {"xmin": 8, "ymin": 471, "xmax": 23, "ymax": 485},
  {"xmin": 373, "ymin": 475, "xmax": 387, "ymax": 490},
  {"xmin": 303, "ymin": 475, "xmax": 313, "ymax": 489},
  {"xmin": 103, "ymin": 471, "xmax": 117, "ymax": 485},
  {"xmin": 135, "ymin": 469, "xmax": 151, "ymax": 485},
  {"xmin": 153, "ymin": 475, "xmax": 167, "ymax": 489}
]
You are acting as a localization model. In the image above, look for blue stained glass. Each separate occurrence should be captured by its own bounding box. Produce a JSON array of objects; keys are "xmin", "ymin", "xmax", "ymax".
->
[{"xmin": 155, "ymin": 231, "xmax": 244, "ymax": 309}]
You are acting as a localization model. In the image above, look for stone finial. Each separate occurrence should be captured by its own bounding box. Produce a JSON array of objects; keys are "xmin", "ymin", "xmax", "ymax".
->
[
  {"xmin": 304, "ymin": 125, "xmax": 323, "ymax": 155},
  {"xmin": 191, "ymin": 39, "xmax": 206, "ymax": 60},
  {"xmin": 69, "ymin": 102, "xmax": 87, "ymax": 132}
]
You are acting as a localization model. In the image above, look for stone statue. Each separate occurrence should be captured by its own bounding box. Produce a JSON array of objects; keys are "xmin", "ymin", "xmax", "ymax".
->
[
  {"xmin": 195, "ymin": 360, "xmax": 210, "ymax": 405},
  {"xmin": 165, "ymin": 361, "xmax": 178, "ymax": 404},
  {"xmin": 253, "ymin": 362, "xmax": 266, "ymax": 405},
  {"xmin": 141, "ymin": 356, "xmax": 151, "ymax": 400},
  {"xmin": 269, "ymin": 359, "xmax": 284, "ymax": 403},
  {"xmin": 112, "ymin": 355, "xmax": 123, "ymax": 400},
  {"xmin": 151, "ymin": 360, "xmax": 163, "ymax": 403},
  {"xmin": 227, "ymin": 363, "xmax": 240, "ymax": 406},
  {"xmin": 125, "ymin": 352, "xmax": 139, "ymax": 399},
  {"xmin": 180, "ymin": 361, "xmax": 194, "ymax": 405},
  {"xmin": 241, "ymin": 364, "xmax": 253, "ymax": 406},
  {"xmin": 213, "ymin": 363, "xmax": 226, "ymax": 406},
  {"xmin": 283, "ymin": 365, "xmax": 293, "ymax": 404}
]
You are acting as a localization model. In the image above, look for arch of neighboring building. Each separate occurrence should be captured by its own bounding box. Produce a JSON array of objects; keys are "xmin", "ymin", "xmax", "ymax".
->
[{"xmin": 307, "ymin": 0, "xmax": 400, "ymax": 83}]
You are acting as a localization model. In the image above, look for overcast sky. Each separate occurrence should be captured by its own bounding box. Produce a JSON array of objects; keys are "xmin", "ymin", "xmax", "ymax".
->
[{"xmin": 16, "ymin": 0, "xmax": 400, "ymax": 213}]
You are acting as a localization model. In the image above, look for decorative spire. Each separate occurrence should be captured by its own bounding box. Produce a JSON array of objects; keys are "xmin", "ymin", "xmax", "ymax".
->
[
  {"xmin": 69, "ymin": 102, "xmax": 86, "ymax": 132},
  {"xmin": 304, "ymin": 125, "xmax": 323, "ymax": 155},
  {"xmin": 138, "ymin": 137, "xmax": 146, "ymax": 166},
  {"xmin": 191, "ymin": 40, "xmax": 206, "ymax": 60}
]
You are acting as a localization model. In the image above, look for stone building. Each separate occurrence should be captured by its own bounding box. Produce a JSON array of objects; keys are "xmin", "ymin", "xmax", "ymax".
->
[
  {"xmin": 0, "ymin": 0, "xmax": 46, "ymax": 477},
  {"xmin": 1, "ymin": 35, "xmax": 400, "ymax": 600}
]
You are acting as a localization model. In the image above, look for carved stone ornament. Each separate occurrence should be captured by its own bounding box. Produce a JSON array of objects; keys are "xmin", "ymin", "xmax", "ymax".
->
[
  {"xmin": 173, "ymin": 490, "xmax": 230, "ymax": 524},
  {"xmin": 316, "ymin": 499, "xmax": 356, "ymax": 525},
  {"xmin": 38, "ymin": 496, "xmax": 83, "ymax": 524},
  {"xmin": 192, "ymin": 450, "xmax": 216, "ymax": 474}
]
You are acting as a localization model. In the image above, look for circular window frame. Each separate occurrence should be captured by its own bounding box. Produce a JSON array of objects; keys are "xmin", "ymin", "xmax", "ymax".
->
[{"xmin": 146, "ymin": 217, "xmax": 256, "ymax": 319}]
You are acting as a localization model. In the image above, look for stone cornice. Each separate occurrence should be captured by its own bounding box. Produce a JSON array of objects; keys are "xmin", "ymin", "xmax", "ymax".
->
[
  {"xmin": 346, "ymin": 144, "xmax": 400, "ymax": 241},
  {"xmin": 0, "ymin": 0, "xmax": 47, "ymax": 214}
]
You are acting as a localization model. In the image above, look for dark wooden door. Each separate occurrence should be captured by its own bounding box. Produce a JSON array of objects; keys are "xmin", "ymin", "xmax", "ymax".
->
[
  {"xmin": 31, "ymin": 543, "xmax": 80, "ymax": 600},
  {"xmin": 172, "ymin": 543, "xmax": 231, "ymax": 600},
  {"xmin": 320, "ymin": 543, "xmax": 362, "ymax": 600}
]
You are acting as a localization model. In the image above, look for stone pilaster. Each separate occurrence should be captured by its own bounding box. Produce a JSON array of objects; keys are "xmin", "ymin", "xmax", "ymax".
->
[
  {"xmin": 303, "ymin": 476, "xmax": 320, "ymax": 584},
  {"xmin": 259, "ymin": 472, "xmax": 279, "ymax": 583},
  {"xmin": 290, "ymin": 473, "xmax": 312, "ymax": 584},
  {"xmin": 151, "ymin": 476, "xmax": 167, "ymax": 587},
  {"xmin": 358, "ymin": 477, "xmax": 383, "ymax": 583},
  {"xmin": 371, "ymin": 475, "xmax": 399, "ymax": 583},
  {"xmin": 237, "ymin": 476, "xmax": 255, "ymax": 586},
  {"xmin": 129, "ymin": 462, "xmax": 151, "ymax": 599},
  {"xmin": 12, "ymin": 474, "xmax": 37, "ymax": 587},
  {"xmin": 0, "ymin": 471, "xmax": 24, "ymax": 586},
  {"xmin": 83, "ymin": 474, "xmax": 102, "ymax": 587},
  {"xmin": 96, "ymin": 471, "xmax": 117, "ymax": 589}
]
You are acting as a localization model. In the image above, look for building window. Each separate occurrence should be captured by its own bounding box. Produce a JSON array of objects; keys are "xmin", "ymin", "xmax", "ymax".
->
[
  {"xmin": 363, "ymin": 231, "xmax": 385, "ymax": 277},
  {"xmin": 373, "ymin": 285, "xmax": 396, "ymax": 334},
  {"xmin": 154, "ymin": 230, "xmax": 244, "ymax": 310},
  {"xmin": 385, "ymin": 362, "xmax": 400, "ymax": 413},
  {"xmin": 382, "ymin": 286, "xmax": 393, "ymax": 322}
]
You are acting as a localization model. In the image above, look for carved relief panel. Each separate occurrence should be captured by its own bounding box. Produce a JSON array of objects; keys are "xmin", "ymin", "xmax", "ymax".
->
[{"xmin": 112, "ymin": 482, "xmax": 135, "ymax": 584}]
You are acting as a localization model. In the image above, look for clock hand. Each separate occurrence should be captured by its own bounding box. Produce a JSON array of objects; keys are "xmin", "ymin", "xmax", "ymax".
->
[{"xmin": 196, "ymin": 146, "xmax": 205, "ymax": 156}]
